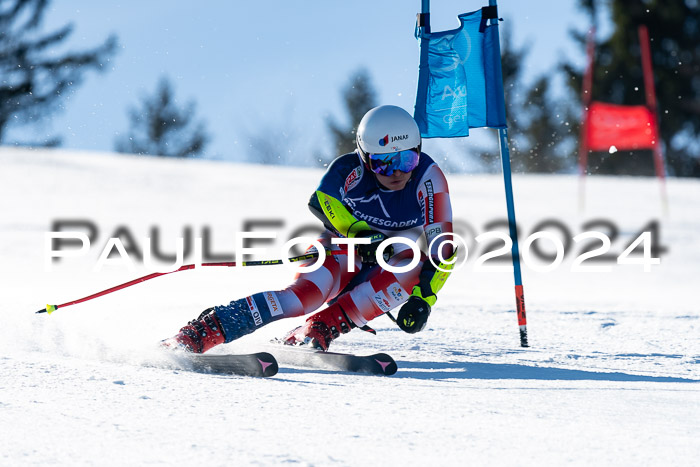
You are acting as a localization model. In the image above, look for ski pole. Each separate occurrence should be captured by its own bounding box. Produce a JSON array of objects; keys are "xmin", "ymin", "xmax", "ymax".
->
[{"xmin": 36, "ymin": 250, "xmax": 346, "ymax": 315}]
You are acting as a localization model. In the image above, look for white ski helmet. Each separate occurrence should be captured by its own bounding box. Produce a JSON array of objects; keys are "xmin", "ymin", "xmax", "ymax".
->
[{"xmin": 356, "ymin": 105, "xmax": 421, "ymax": 160}]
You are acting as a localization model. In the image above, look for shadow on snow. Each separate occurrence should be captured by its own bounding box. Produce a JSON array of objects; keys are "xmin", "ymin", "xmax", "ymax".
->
[{"xmin": 394, "ymin": 360, "xmax": 699, "ymax": 383}]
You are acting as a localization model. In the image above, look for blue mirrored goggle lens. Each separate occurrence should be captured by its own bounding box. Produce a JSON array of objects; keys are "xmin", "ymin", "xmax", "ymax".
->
[{"xmin": 368, "ymin": 149, "xmax": 420, "ymax": 176}]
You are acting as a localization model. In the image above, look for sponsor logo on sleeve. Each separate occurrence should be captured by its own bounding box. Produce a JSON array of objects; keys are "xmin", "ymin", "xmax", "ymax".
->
[
  {"xmin": 424, "ymin": 223, "xmax": 443, "ymax": 243},
  {"xmin": 423, "ymin": 180, "xmax": 434, "ymax": 224},
  {"xmin": 264, "ymin": 291, "xmax": 282, "ymax": 317},
  {"xmin": 323, "ymin": 198, "xmax": 336, "ymax": 219},
  {"xmin": 246, "ymin": 296, "xmax": 263, "ymax": 326},
  {"xmin": 343, "ymin": 167, "xmax": 363, "ymax": 194},
  {"xmin": 372, "ymin": 290, "xmax": 393, "ymax": 312}
]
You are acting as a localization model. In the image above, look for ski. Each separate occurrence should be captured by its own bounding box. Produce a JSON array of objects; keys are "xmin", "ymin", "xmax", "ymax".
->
[
  {"xmin": 167, "ymin": 352, "xmax": 279, "ymax": 377},
  {"xmin": 271, "ymin": 346, "xmax": 397, "ymax": 376}
]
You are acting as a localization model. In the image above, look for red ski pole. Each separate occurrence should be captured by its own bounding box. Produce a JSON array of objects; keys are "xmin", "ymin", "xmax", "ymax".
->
[{"xmin": 37, "ymin": 250, "xmax": 346, "ymax": 315}]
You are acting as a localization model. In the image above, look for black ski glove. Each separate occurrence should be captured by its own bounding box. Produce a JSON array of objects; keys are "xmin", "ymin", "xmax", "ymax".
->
[
  {"xmin": 397, "ymin": 296, "xmax": 431, "ymax": 334},
  {"xmin": 355, "ymin": 230, "xmax": 393, "ymax": 265}
]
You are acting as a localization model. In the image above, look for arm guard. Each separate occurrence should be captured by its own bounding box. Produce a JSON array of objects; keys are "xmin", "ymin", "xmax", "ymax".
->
[
  {"xmin": 308, "ymin": 190, "xmax": 370, "ymax": 238},
  {"xmin": 411, "ymin": 249, "xmax": 457, "ymax": 307}
]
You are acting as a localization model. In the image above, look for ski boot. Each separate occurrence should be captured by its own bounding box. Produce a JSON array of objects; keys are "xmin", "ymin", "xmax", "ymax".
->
[
  {"xmin": 162, "ymin": 298, "xmax": 260, "ymax": 353},
  {"xmin": 161, "ymin": 307, "xmax": 226, "ymax": 354},
  {"xmin": 282, "ymin": 303, "xmax": 355, "ymax": 351}
]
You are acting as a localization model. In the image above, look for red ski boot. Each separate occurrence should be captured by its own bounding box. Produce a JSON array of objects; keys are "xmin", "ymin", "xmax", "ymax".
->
[
  {"xmin": 283, "ymin": 303, "xmax": 355, "ymax": 351},
  {"xmin": 161, "ymin": 308, "xmax": 226, "ymax": 354}
]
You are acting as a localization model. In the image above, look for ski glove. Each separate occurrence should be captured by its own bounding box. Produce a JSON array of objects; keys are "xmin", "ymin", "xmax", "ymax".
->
[
  {"xmin": 355, "ymin": 230, "xmax": 393, "ymax": 265},
  {"xmin": 397, "ymin": 250, "xmax": 458, "ymax": 334},
  {"xmin": 397, "ymin": 296, "xmax": 431, "ymax": 333}
]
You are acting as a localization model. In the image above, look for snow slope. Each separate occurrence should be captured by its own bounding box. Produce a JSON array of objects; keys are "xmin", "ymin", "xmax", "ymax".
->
[{"xmin": 1, "ymin": 147, "xmax": 698, "ymax": 466}]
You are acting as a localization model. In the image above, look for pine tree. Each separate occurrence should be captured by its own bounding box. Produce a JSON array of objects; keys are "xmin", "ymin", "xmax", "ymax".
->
[
  {"xmin": 475, "ymin": 23, "xmax": 577, "ymax": 173},
  {"xmin": 115, "ymin": 77, "xmax": 209, "ymax": 158},
  {"xmin": 323, "ymin": 69, "xmax": 378, "ymax": 165},
  {"xmin": 517, "ymin": 76, "xmax": 578, "ymax": 173},
  {"xmin": 0, "ymin": 0, "xmax": 117, "ymax": 144}
]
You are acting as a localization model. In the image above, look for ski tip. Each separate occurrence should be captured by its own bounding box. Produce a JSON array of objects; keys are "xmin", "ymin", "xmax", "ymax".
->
[
  {"xmin": 181, "ymin": 352, "xmax": 279, "ymax": 378},
  {"xmin": 372, "ymin": 353, "xmax": 398, "ymax": 376},
  {"xmin": 255, "ymin": 352, "xmax": 279, "ymax": 377}
]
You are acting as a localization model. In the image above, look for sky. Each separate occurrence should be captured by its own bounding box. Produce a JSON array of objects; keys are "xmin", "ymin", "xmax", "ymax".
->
[{"xmin": 7, "ymin": 1, "xmax": 607, "ymax": 166}]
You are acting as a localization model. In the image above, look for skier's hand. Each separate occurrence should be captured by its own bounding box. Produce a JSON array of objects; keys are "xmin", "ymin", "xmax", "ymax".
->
[
  {"xmin": 397, "ymin": 296, "xmax": 431, "ymax": 334},
  {"xmin": 355, "ymin": 230, "xmax": 393, "ymax": 265}
]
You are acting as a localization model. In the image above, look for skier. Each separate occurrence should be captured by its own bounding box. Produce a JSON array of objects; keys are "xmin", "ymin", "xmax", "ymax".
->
[{"xmin": 162, "ymin": 105, "xmax": 456, "ymax": 353}]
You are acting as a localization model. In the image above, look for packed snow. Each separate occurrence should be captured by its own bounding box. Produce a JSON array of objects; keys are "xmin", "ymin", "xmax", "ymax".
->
[{"xmin": 1, "ymin": 147, "xmax": 698, "ymax": 466}]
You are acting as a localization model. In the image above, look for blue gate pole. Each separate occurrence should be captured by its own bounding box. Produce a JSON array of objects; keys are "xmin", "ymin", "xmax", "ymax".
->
[
  {"xmin": 420, "ymin": 0, "xmax": 430, "ymax": 34},
  {"xmin": 497, "ymin": 128, "xmax": 529, "ymax": 347},
  {"xmin": 490, "ymin": 0, "xmax": 529, "ymax": 347}
]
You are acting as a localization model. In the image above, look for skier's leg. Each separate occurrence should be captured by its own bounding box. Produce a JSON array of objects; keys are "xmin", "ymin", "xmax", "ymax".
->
[
  {"xmin": 336, "ymin": 251, "xmax": 423, "ymax": 328},
  {"xmin": 283, "ymin": 250, "xmax": 424, "ymax": 350},
  {"xmin": 162, "ymin": 235, "xmax": 361, "ymax": 353}
]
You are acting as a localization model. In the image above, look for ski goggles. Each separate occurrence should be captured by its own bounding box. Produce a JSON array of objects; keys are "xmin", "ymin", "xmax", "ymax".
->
[{"xmin": 367, "ymin": 149, "xmax": 420, "ymax": 176}]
